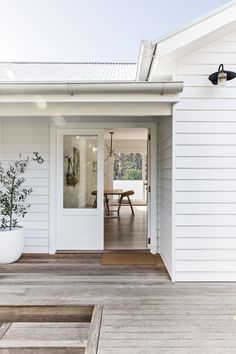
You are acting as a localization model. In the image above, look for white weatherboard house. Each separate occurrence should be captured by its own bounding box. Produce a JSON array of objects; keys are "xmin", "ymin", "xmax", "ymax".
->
[{"xmin": 1, "ymin": 1, "xmax": 236, "ymax": 282}]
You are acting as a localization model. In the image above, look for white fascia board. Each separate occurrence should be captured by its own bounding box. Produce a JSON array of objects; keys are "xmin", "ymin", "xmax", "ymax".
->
[
  {"xmin": 155, "ymin": 5, "xmax": 236, "ymax": 58},
  {"xmin": 152, "ymin": 0, "xmax": 236, "ymax": 48}
]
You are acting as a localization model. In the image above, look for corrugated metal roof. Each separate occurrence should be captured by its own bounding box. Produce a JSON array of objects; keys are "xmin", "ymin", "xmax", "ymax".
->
[{"xmin": 0, "ymin": 62, "xmax": 137, "ymax": 82}]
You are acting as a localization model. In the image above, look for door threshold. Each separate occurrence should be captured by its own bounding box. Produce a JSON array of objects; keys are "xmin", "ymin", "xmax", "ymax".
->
[
  {"xmin": 56, "ymin": 249, "xmax": 149, "ymax": 254},
  {"xmin": 103, "ymin": 249, "xmax": 149, "ymax": 253}
]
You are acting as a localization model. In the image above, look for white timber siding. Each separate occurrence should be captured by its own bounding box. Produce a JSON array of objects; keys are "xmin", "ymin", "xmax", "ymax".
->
[
  {"xmin": 174, "ymin": 30, "xmax": 236, "ymax": 281},
  {"xmin": 0, "ymin": 117, "xmax": 50, "ymax": 253},
  {"xmin": 157, "ymin": 117, "xmax": 173, "ymax": 277}
]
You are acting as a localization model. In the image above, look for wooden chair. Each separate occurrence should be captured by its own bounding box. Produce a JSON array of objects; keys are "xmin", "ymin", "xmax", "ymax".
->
[
  {"xmin": 91, "ymin": 191, "xmax": 109, "ymax": 215},
  {"xmin": 118, "ymin": 190, "xmax": 135, "ymax": 216}
]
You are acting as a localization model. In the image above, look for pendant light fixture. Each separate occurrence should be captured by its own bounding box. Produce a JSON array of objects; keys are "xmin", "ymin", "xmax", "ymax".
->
[{"xmin": 105, "ymin": 132, "xmax": 118, "ymax": 162}]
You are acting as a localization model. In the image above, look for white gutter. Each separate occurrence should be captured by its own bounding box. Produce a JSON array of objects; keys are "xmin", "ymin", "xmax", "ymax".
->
[
  {"xmin": 136, "ymin": 41, "xmax": 156, "ymax": 82},
  {"xmin": 0, "ymin": 81, "xmax": 183, "ymax": 95}
]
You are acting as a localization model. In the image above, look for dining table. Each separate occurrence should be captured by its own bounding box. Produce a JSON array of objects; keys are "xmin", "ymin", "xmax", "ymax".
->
[{"xmin": 91, "ymin": 189, "xmax": 123, "ymax": 216}]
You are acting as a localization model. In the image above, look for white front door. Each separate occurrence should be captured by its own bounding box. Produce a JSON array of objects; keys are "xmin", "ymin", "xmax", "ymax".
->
[{"xmin": 56, "ymin": 129, "xmax": 104, "ymax": 250}]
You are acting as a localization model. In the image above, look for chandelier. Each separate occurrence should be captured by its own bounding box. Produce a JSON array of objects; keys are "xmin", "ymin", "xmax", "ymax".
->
[{"xmin": 105, "ymin": 132, "xmax": 118, "ymax": 162}]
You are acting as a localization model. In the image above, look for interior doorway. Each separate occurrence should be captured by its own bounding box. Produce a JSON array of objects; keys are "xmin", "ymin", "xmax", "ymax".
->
[{"xmin": 104, "ymin": 128, "xmax": 149, "ymax": 250}]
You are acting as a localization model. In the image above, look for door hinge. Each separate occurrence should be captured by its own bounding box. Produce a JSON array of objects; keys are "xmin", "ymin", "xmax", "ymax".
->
[
  {"xmin": 148, "ymin": 186, "xmax": 151, "ymax": 193},
  {"xmin": 148, "ymin": 238, "xmax": 151, "ymax": 245},
  {"xmin": 148, "ymin": 134, "xmax": 151, "ymax": 141}
]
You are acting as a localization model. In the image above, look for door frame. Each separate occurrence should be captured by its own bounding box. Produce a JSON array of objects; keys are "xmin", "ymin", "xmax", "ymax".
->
[{"xmin": 49, "ymin": 121, "xmax": 157, "ymax": 254}]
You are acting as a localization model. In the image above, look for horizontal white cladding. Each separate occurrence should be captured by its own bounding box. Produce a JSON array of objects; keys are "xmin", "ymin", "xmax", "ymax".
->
[
  {"xmin": 176, "ymin": 260, "xmax": 236, "ymax": 272},
  {"xmin": 24, "ymin": 238, "xmax": 49, "ymax": 247},
  {"xmin": 175, "ymin": 145, "xmax": 236, "ymax": 156},
  {"xmin": 175, "ymin": 157, "xmax": 236, "ymax": 168},
  {"xmin": 181, "ymin": 87, "xmax": 236, "ymax": 99},
  {"xmin": 176, "ymin": 226, "xmax": 236, "ymax": 238},
  {"xmin": 24, "ymin": 247, "xmax": 49, "ymax": 254},
  {"xmin": 176, "ymin": 203, "xmax": 236, "ymax": 214},
  {"xmin": 176, "ymin": 249, "xmax": 236, "ymax": 261},
  {"xmin": 176, "ymin": 192, "xmax": 236, "ymax": 203},
  {"xmin": 175, "ymin": 272, "xmax": 236, "ymax": 281},
  {"xmin": 176, "ymin": 100, "xmax": 236, "ymax": 111},
  {"xmin": 175, "ymin": 110, "xmax": 236, "ymax": 122},
  {"xmin": 24, "ymin": 230, "xmax": 49, "ymax": 238},
  {"xmin": 176, "ymin": 237, "xmax": 236, "ymax": 248},
  {"xmin": 28, "ymin": 195, "xmax": 49, "ymax": 204},
  {"xmin": 24, "ymin": 170, "xmax": 49, "ymax": 178},
  {"xmin": 0, "ymin": 117, "xmax": 50, "ymax": 253},
  {"xmin": 21, "ymin": 221, "xmax": 49, "ymax": 230},
  {"xmin": 177, "ymin": 64, "xmax": 236, "ymax": 76},
  {"xmin": 23, "ymin": 178, "xmax": 49, "ymax": 187},
  {"xmin": 179, "ymin": 52, "xmax": 236, "ymax": 65},
  {"xmin": 0, "ymin": 153, "xmax": 49, "ymax": 161},
  {"xmin": 1, "ymin": 134, "xmax": 50, "ymax": 144},
  {"xmin": 1, "ymin": 144, "xmax": 49, "ymax": 153},
  {"xmin": 175, "ymin": 169, "xmax": 236, "ymax": 180},
  {"xmin": 175, "ymin": 134, "xmax": 236, "ymax": 145},
  {"xmin": 173, "ymin": 28, "xmax": 236, "ymax": 281},
  {"xmin": 176, "ymin": 121, "xmax": 236, "ymax": 133},
  {"xmin": 176, "ymin": 214, "xmax": 236, "ymax": 226},
  {"xmin": 175, "ymin": 180, "xmax": 236, "ymax": 191},
  {"xmin": 24, "ymin": 213, "xmax": 49, "ymax": 221}
]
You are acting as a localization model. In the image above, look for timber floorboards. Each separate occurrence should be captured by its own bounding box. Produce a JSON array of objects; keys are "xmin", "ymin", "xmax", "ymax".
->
[
  {"xmin": 1, "ymin": 254, "xmax": 236, "ymax": 353},
  {"xmin": 104, "ymin": 206, "xmax": 148, "ymax": 250}
]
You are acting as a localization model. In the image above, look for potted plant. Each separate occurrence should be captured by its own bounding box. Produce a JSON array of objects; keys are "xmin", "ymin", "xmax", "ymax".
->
[{"xmin": 0, "ymin": 158, "xmax": 32, "ymax": 263}]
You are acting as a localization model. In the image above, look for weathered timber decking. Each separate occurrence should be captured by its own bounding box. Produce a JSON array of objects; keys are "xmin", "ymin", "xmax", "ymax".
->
[{"xmin": 0, "ymin": 254, "xmax": 236, "ymax": 353}]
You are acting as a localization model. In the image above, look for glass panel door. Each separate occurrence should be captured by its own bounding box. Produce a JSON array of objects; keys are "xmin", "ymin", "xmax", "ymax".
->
[
  {"xmin": 63, "ymin": 135, "xmax": 98, "ymax": 209},
  {"xmin": 57, "ymin": 129, "xmax": 104, "ymax": 250}
]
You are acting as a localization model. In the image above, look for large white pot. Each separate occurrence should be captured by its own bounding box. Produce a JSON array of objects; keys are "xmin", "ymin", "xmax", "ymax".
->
[{"xmin": 0, "ymin": 227, "xmax": 24, "ymax": 264}]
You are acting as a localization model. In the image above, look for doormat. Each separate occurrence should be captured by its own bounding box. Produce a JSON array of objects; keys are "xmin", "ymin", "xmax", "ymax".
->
[
  {"xmin": 101, "ymin": 252, "xmax": 157, "ymax": 265},
  {"xmin": 0, "ymin": 305, "xmax": 102, "ymax": 354}
]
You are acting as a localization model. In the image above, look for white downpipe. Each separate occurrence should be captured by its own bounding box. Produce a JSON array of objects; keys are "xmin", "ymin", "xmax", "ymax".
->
[{"xmin": 136, "ymin": 40, "xmax": 156, "ymax": 82}]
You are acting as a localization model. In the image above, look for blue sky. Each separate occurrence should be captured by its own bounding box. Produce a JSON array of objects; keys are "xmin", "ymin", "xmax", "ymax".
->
[{"xmin": 0, "ymin": 0, "xmax": 231, "ymax": 62}]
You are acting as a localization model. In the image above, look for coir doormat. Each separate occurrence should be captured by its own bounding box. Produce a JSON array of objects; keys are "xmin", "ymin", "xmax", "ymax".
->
[{"xmin": 101, "ymin": 252, "xmax": 157, "ymax": 265}]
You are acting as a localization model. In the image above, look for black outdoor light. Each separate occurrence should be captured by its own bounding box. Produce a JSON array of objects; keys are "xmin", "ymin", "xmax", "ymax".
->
[{"xmin": 208, "ymin": 64, "xmax": 236, "ymax": 86}]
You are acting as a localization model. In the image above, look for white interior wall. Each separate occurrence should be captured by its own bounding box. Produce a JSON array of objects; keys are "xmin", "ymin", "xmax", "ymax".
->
[
  {"xmin": 157, "ymin": 117, "xmax": 173, "ymax": 277},
  {"xmin": 173, "ymin": 29, "xmax": 236, "ymax": 281}
]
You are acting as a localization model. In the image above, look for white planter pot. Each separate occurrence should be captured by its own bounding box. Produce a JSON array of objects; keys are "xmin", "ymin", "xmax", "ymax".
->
[{"xmin": 0, "ymin": 227, "xmax": 24, "ymax": 264}]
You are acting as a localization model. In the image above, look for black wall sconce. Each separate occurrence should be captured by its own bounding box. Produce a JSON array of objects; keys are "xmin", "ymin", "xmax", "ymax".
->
[{"xmin": 208, "ymin": 64, "xmax": 236, "ymax": 86}]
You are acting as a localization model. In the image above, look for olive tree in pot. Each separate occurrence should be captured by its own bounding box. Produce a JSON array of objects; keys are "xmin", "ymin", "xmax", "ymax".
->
[{"xmin": 0, "ymin": 159, "xmax": 32, "ymax": 263}]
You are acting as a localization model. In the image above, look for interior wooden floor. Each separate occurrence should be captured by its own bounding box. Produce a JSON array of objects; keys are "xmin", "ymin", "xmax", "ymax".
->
[
  {"xmin": 104, "ymin": 206, "xmax": 147, "ymax": 250},
  {"xmin": 0, "ymin": 254, "xmax": 236, "ymax": 353}
]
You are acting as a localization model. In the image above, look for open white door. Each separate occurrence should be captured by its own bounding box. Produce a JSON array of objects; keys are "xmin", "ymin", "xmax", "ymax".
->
[
  {"xmin": 147, "ymin": 132, "xmax": 151, "ymax": 249},
  {"xmin": 56, "ymin": 129, "xmax": 104, "ymax": 250}
]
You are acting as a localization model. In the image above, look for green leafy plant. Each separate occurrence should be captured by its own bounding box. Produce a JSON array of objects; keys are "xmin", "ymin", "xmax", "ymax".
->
[
  {"xmin": 114, "ymin": 153, "xmax": 143, "ymax": 180},
  {"xmin": 0, "ymin": 159, "xmax": 33, "ymax": 230}
]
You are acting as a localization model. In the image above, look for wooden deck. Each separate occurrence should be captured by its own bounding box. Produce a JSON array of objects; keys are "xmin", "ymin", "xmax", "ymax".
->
[{"xmin": 0, "ymin": 254, "xmax": 236, "ymax": 353}]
